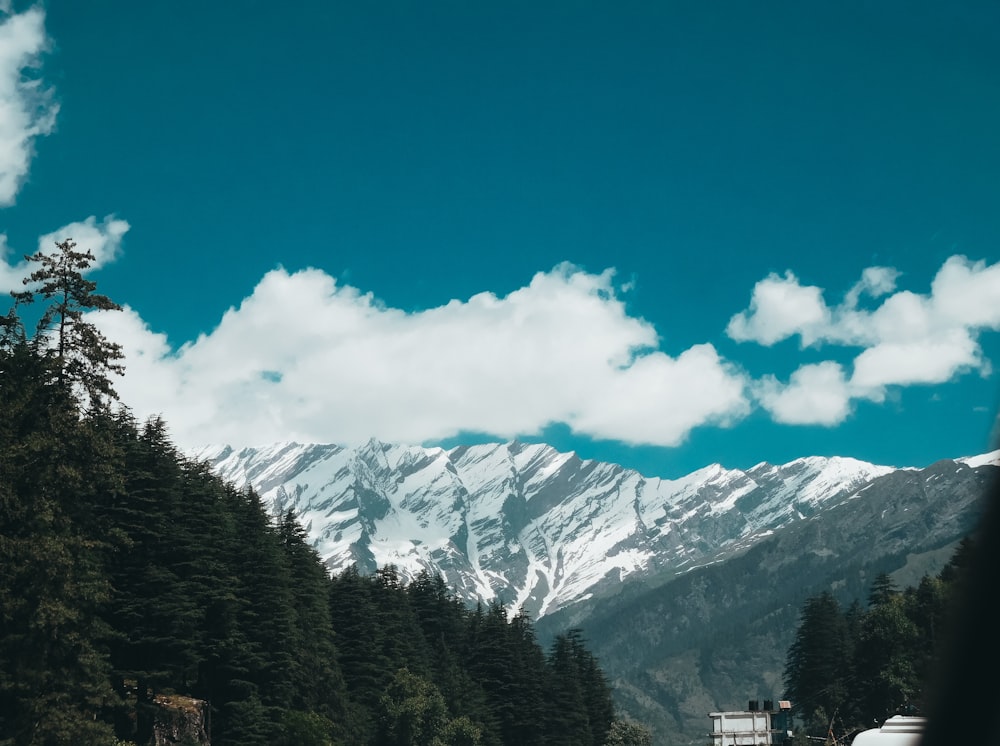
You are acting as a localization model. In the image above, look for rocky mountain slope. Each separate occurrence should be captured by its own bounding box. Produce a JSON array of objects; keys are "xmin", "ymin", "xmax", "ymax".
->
[
  {"xmin": 193, "ymin": 439, "xmax": 998, "ymax": 744},
  {"xmin": 192, "ymin": 439, "xmax": 995, "ymax": 621},
  {"xmin": 535, "ymin": 455, "xmax": 996, "ymax": 745}
]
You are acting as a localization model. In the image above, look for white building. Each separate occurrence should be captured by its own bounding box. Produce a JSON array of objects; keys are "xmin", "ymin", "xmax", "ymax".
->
[{"xmin": 708, "ymin": 701, "xmax": 792, "ymax": 745}]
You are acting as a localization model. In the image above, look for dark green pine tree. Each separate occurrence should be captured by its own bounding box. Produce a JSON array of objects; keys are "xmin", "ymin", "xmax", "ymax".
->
[
  {"xmin": 938, "ymin": 536, "xmax": 976, "ymax": 607},
  {"xmin": 0, "ymin": 239, "xmax": 132, "ymax": 745},
  {"xmin": 406, "ymin": 571, "xmax": 467, "ymax": 682},
  {"xmin": 277, "ymin": 509, "xmax": 350, "ymax": 737},
  {"xmin": 212, "ymin": 485, "xmax": 299, "ymax": 743},
  {"xmin": 840, "ymin": 599, "xmax": 865, "ymax": 726},
  {"xmin": 96, "ymin": 415, "xmax": 216, "ymax": 742},
  {"xmin": 783, "ymin": 591, "xmax": 852, "ymax": 727},
  {"xmin": 466, "ymin": 601, "xmax": 519, "ymax": 744},
  {"xmin": 12, "ymin": 238, "xmax": 124, "ymax": 411},
  {"xmin": 168, "ymin": 460, "xmax": 268, "ymax": 746},
  {"xmin": 372, "ymin": 565, "xmax": 433, "ymax": 679},
  {"xmin": 570, "ymin": 631, "xmax": 615, "ymax": 746},
  {"xmin": 867, "ymin": 572, "xmax": 898, "ymax": 607},
  {"xmin": 329, "ymin": 565, "xmax": 393, "ymax": 742},
  {"xmin": 855, "ymin": 581, "xmax": 919, "ymax": 723},
  {"xmin": 546, "ymin": 630, "xmax": 594, "ymax": 746},
  {"xmin": 905, "ymin": 575, "xmax": 947, "ymax": 697},
  {"xmin": 406, "ymin": 575, "xmax": 496, "ymax": 745},
  {"xmin": 504, "ymin": 609, "xmax": 553, "ymax": 746},
  {"xmin": 0, "ymin": 342, "xmax": 116, "ymax": 745},
  {"xmin": 939, "ymin": 537, "xmax": 976, "ymax": 582}
]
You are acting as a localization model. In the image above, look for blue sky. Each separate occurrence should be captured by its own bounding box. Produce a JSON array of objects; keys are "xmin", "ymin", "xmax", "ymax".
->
[{"xmin": 1, "ymin": 1, "xmax": 999, "ymax": 477}]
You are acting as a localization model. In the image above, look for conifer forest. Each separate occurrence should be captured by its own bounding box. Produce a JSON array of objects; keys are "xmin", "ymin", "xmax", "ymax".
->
[
  {"xmin": 782, "ymin": 544, "xmax": 975, "ymax": 743},
  {"xmin": 0, "ymin": 242, "xmax": 643, "ymax": 745}
]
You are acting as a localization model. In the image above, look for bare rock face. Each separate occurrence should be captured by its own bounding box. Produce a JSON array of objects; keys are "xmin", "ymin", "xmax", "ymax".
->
[{"xmin": 151, "ymin": 694, "xmax": 210, "ymax": 746}]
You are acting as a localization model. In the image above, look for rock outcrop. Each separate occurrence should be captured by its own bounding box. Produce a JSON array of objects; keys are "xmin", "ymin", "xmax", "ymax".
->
[{"xmin": 151, "ymin": 694, "xmax": 209, "ymax": 746}]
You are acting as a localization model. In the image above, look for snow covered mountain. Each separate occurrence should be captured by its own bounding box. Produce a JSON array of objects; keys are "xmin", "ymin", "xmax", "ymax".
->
[{"xmin": 191, "ymin": 439, "xmax": 998, "ymax": 619}]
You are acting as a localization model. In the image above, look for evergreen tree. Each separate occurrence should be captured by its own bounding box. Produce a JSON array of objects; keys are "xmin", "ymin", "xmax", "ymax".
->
[
  {"xmin": 377, "ymin": 668, "xmax": 450, "ymax": 746},
  {"xmin": 783, "ymin": 591, "xmax": 851, "ymax": 725},
  {"xmin": 546, "ymin": 631, "xmax": 594, "ymax": 746},
  {"xmin": 855, "ymin": 592, "xmax": 919, "ymax": 722},
  {"xmin": 0, "ymin": 341, "xmax": 116, "ymax": 745},
  {"xmin": 867, "ymin": 572, "xmax": 898, "ymax": 607},
  {"xmin": 466, "ymin": 602, "xmax": 519, "ymax": 742},
  {"xmin": 377, "ymin": 668, "xmax": 483, "ymax": 746},
  {"xmin": 329, "ymin": 565, "xmax": 395, "ymax": 742},
  {"xmin": 208, "ymin": 485, "xmax": 299, "ymax": 743},
  {"xmin": 408, "ymin": 572, "xmax": 494, "ymax": 741},
  {"xmin": 503, "ymin": 609, "xmax": 551, "ymax": 746},
  {"xmin": 105, "ymin": 418, "xmax": 202, "ymax": 682},
  {"xmin": 12, "ymin": 239, "xmax": 124, "ymax": 409},
  {"xmin": 906, "ymin": 576, "xmax": 947, "ymax": 691},
  {"xmin": 373, "ymin": 565, "xmax": 433, "ymax": 678},
  {"xmin": 277, "ymin": 509, "xmax": 349, "ymax": 731}
]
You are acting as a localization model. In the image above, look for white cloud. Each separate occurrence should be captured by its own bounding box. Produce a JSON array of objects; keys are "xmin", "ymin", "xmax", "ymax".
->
[
  {"xmin": 0, "ymin": 215, "xmax": 130, "ymax": 292},
  {"xmin": 91, "ymin": 264, "xmax": 751, "ymax": 450},
  {"xmin": 851, "ymin": 330, "xmax": 982, "ymax": 389},
  {"xmin": 0, "ymin": 5, "xmax": 57, "ymax": 206},
  {"xmin": 844, "ymin": 265, "xmax": 899, "ymax": 308},
  {"xmin": 930, "ymin": 255, "xmax": 1000, "ymax": 329},
  {"xmin": 733, "ymin": 255, "xmax": 1000, "ymax": 426},
  {"xmin": 726, "ymin": 271, "xmax": 830, "ymax": 346},
  {"xmin": 756, "ymin": 362, "xmax": 852, "ymax": 426},
  {"xmin": 36, "ymin": 215, "xmax": 130, "ymax": 268}
]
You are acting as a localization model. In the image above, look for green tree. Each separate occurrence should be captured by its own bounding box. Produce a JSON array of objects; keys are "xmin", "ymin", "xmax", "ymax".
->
[
  {"xmin": 855, "ymin": 594, "xmax": 919, "ymax": 722},
  {"xmin": 279, "ymin": 709, "xmax": 340, "ymax": 746},
  {"xmin": 504, "ymin": 609, "xmax": 551, "ymax": 746},
  {"xmin": 329, "ymin": 565, "xmax": 394, "ymax": 741},
  {"xmin": 0, "ymin": 339, "xmax": 116, "ymax": 745},
  {"xmin": 604, "ymin": 718, "xmax": 653, "ymax": 746},
  {"xmin": 783, "ymin": 591, "xmax": 851, "ymax": 726},
  {"xmin": 377, "ymin": 668, "xmax": 450, "ymax": 746},
  {"xmin": 546, "ymin": 630, "xmax": 594, "ymax": 746},
  {"xmin": 867, "ymin": 572, "xmax": 898, "ymax": 607},
  {"xmin": 12, "ymin": 238, "xmax": 124, "ymax": 409}
]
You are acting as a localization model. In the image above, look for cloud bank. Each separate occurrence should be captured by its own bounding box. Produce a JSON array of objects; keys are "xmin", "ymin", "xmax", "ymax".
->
[
  {"xmin": 91, "ymin": 264, "xmax": 750, "ymax": 450},
  {"xmin": 729, "ymin": 256, "xmax": 1000, "ymax": 425},
  {"xmin": 77, "ymin": 254, "xmax": 1000, "ymax": 449},
  {"xmin": 0, "ymin": 4, "xmax": 57, "ymax": 206}
]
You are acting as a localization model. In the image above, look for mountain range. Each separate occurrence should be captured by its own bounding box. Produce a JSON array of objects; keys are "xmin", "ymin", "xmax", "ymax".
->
[{"xmin": 193, "ymin": 439, "xmax": 998, "ymax": 744}]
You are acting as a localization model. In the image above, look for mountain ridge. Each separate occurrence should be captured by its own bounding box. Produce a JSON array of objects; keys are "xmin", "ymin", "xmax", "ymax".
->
[
  {"xmin": 539, "ymin": 454, "xmax": 995, "ymax": 744},
  {"xmin": 191, "ymin": 439, "xmax": 996, "ymax": 620}
]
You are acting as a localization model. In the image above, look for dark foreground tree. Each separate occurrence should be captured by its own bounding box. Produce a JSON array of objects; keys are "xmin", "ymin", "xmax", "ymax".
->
[
  {"xmin": 12, "ymin": 238, "xmax": 124, "ymax": 409},
  {"xmin": 783, "ymin": 591, "xmax": 851, "ymax": 725},
  {"xmin": 0, "ymin": 337, "xmax": 116, "ymax": 745}
]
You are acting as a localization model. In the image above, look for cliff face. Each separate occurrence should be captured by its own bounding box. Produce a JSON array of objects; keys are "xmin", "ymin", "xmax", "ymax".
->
[{"xmin": 152, "ymin": 694, "xmax": 210, "ymax": 746}]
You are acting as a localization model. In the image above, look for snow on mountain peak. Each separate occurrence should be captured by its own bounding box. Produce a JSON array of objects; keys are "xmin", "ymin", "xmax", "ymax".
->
[
  {"xmin": 190, "ymin": 440, "xmax": 992, "ymax": 618},
  {"xmin": 959, "ymin": 449, "xmax": 1000, "ymax": 468}
]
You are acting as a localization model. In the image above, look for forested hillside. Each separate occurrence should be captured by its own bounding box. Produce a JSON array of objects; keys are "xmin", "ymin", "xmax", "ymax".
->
[
  {"xmin": 0, "ymin": 242, "xmax": 642, "ymax": 745},
  {"xmin": 538, "ymin": 454, "xmax": 988, "ymax": 745},
  {"xmin": 784, "ymin": 547, "xmax": 975, "ymax": 742}
]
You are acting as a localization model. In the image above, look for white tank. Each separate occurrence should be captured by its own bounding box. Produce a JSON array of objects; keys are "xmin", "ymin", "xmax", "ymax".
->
[{"xmin": 852, "ymin": 716, "xmax": 926, "ymax": 745}]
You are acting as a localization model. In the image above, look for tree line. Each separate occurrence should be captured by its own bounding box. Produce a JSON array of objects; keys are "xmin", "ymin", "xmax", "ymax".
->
[
  {"xmin": 782, "ymin": 541, "xmax": 975, "ymax": 741},
  {"xmin": 0, "ymin": 240, "xmax": 650, "ymax": 745}
]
